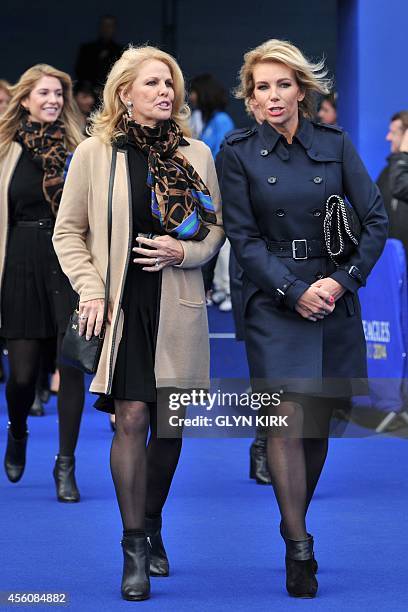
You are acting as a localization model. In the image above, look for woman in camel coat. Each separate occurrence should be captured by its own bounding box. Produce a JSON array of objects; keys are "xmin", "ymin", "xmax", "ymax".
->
[{"xmin": 53, "ymin": 45, "xmax": 224, "ymax": 601}]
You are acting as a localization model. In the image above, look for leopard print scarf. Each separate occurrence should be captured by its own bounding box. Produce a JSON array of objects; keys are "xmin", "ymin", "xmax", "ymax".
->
[
  {"xmin": 121, "ymin": 118, "xmax": 217, "ymax": 240},
  {"xmin": 16, "ymin": 118, "xmax": 71, "ymax": 215}
]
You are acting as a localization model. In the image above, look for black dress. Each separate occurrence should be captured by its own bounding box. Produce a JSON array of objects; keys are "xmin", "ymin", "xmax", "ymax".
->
[
  {"xmin": 0, "ymin": 146, "xmax": 77, "ymax": 339},
  {"xmin": 110, "ymin": 142, "xmax": 163, "ymax": 403}
]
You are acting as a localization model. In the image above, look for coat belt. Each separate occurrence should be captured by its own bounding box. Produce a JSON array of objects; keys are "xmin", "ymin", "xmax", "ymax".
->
[{"xmin": 265, "ymin": 238, "xmax": 328, "ymax": 260}]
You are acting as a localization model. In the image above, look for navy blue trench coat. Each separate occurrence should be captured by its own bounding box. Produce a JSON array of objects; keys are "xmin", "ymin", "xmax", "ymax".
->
[{"xmin": 220, "ymin": 117, "xmax": 388, "ymax": 396}]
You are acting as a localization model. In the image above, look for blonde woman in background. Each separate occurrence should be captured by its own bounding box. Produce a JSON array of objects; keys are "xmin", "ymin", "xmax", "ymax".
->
[{"xmin": 0, "ymin": 65, "xmax": 86, "ymax": 503}]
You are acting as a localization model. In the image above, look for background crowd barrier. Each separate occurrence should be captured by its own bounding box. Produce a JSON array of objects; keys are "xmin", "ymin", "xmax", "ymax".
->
[{"xmin": 358, "ymin": 238, "xmax": 408, "ymax": 431}]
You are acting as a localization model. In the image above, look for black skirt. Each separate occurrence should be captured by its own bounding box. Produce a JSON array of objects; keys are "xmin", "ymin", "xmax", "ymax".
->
[
  {"xmin": 0, "ymin": 145, "xmax": 78, "ymax": 339},
  {"xmin": 0, "ymin": 224, "xmax": 77, "ymax": 339},
  {"xmin": 95, "ymin": 141, "xmax": 163, "ymax": 412}
]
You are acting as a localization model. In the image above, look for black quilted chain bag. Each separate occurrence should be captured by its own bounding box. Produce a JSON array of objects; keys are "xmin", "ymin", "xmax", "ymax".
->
[
  {"xmin": 323, "ymin": 194, "xmax": 361, "ymax": 265},
  {"xmin": 61, "ymin": 145, "xmax": 117, "ymax": 374}
]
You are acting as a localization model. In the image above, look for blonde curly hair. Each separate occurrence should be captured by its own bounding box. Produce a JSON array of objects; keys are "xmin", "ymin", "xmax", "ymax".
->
[
  {"xmin": 89, "ymin": 45, "xmax": 191, "ymax": 143},
  {"xmin": 235, "ymin": 39, "xmax": 332, "ymax": 119}
]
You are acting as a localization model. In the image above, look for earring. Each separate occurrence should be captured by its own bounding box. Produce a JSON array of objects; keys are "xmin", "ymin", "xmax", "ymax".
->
[{"xmin": 126, "ymin": 101, "xmax": 133, "ymax": 119}]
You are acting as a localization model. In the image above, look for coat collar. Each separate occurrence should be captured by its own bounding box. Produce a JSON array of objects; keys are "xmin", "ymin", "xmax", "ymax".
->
[{"xmin": 258, "ymin": 116, "xmax": 314, "ymax": 153}]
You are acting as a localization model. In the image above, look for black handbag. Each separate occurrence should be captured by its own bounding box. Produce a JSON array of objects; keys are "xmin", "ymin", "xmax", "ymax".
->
[
  {"xmin": 61, "ymin": 145, "xmax": 117, "ymax": 374},
  {"xmin": 323, "ymin": 194, "xmax": 361, "ymax": 265}
]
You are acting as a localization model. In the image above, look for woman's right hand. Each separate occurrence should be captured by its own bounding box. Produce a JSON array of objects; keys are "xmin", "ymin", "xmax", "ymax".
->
[
  {"xmin": 78, "ymin": 299, "xmax": 112, "ymax": 340},
  {"xmin": 295, "ymin": 286, "xmax": 335, "ymax": 322}
]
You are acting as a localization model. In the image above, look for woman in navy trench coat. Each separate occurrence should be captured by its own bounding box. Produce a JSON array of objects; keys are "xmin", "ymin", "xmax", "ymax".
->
[{"xmin": 220, "ymin": 39, "xmax": 388, "ymax": 598}]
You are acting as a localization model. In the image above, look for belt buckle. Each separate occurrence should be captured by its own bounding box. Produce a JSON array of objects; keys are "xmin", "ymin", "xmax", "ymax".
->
[{"xmin": 292, "ymin": 239, "xmax": 308, "ymax": 260}]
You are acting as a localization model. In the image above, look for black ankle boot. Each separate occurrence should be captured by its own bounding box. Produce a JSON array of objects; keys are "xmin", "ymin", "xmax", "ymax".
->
[
  {"xmin": 4, "ymin": 423, "xmax": 28, "ymax": 483},
  {"xmin": 284, "ymin": 535, "xmax": 318, "ymax": 598},
  {"xmin": 280, "ymin": 521, "xmax": 318, "ymax": 574},
  {"xmin": 249, "ymin": 434, "xmax": 271, "ymax": 484},
  {"xmin": 29, "ymin": 391, "xmax": 44, "ymax": 417},
  {"xmin": 145, "ymin": 515, "xmax": 169, "ymax": 577},
  {"xmin": 121, "ymin": 534, "xmax": 150, "ymax": 600},
  {"xmin": 53, "ymin": 455, "xmax": 80, "ymax": 503}
]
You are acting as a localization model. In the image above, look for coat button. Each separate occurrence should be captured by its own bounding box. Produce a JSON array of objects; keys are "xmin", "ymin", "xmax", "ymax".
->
[
  {"xmin": 313, "ymin": 176, "xmax": 323, "ymax": 184},
  {"xmin": 267, "ymin": 176, "xmax": 277, "ymax": 184},
  {"xmin": 312, "ymin": 209, "xmax": 322, "ymax": 217},
  {"xmin": 260, "ymin": 149, "xmax": 268, "ymax": 156},
  {"xmin": 276, "ymin": 209, "xmax": 285, "ymax": 217},
  {"xmin": 315, "ymin": 273, "xmax": 324, "ymax": 280}
]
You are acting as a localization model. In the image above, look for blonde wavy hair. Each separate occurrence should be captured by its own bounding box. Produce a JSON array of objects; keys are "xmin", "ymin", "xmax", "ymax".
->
[
  {"xmin": 89, "ymin": 45, "xmax": 191, "ymax": 143},
  {"xmin": 235, "ymin": 39, "xmax": 331, "ymax": 119},
  {"xmin": 0, "ymin": 79, "xmax": 11, "ymax": 96},
  {"xmin": 0, "ymin": 65, "xmax": 83, "ymax": 159}
]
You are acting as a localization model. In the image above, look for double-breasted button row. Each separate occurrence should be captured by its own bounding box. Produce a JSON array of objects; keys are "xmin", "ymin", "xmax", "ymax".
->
[
  {"xmin": 275, "ymin": 209, "xmax": 285, "ymax": 217},
  {"xmin": 266, "ymin": 176, "xmax": 323, "ymax": 185},
  {"xmin": 312, "ymin": 209, "xmax": 322, "ymax": 217}
]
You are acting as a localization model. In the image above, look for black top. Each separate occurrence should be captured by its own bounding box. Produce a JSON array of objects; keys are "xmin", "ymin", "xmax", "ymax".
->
[
  {"xmin": 8, "ymin": 148, "xmax": 53, "ymax": 222},
  {"xmin": 107, "ymin": 142, "xmax": 163, "ymax": 406},
  {"xmin": 0, "ymin": 145, "xmax": 77, "ymax": 338}
]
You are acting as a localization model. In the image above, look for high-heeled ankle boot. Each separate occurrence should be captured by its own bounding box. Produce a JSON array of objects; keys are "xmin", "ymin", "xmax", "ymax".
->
[
  {"xmin": 145, "ymin": 515, "xmax": 170, "ymax": 577},
  {"xmin": 4, "ymin": 423, "xmax": 28, "ymax": 483},
  {"xmin": 53, "ymin": 455, "xmax": 80, "ymax": 503},
  {"xmin": 121, "ymin": 534, "xmax": 150, "ymax": 601},
  {"xmin": 280, "ymin": 521, "xmax": 318, "ymax": 574},
  {"xmin": 284, "ymin": 535, "xmax": 318, "ymax": 598},
  {"xmin": 249, "ymin": 433, "xmax": 271, "ymax": 484}
]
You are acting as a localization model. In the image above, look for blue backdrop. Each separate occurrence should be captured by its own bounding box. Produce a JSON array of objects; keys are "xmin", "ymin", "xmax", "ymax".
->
[
  {"xmin": 358, "ymin": 239, "xmax": 408, "ymax": 411},
  {"xmin": 337, "ymin": 0, "xmax": 408, "ymax": 180}
]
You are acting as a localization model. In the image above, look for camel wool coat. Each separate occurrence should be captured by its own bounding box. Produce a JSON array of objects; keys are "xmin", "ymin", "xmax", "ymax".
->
[{"xmin": 52, "ymin": 135, "xmax": 224, "ymax": 395}]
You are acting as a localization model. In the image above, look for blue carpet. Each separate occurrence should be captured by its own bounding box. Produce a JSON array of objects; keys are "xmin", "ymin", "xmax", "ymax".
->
[{"xmin": 0, "ymin": 309, "xmax": 407, "ymax": 611}]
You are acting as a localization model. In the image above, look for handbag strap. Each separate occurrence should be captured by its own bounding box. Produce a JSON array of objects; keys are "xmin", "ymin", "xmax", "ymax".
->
[
  {"xmin": 102, "ymin": 144, "xmax": 117, "ymax": 326},
  {"xmin": 323, "ymin": 194, "xmax": 359, "ymax": 265}
]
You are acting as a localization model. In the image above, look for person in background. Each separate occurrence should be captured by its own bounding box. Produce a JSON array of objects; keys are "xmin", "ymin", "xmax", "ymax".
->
[
  {"xmin": 0, "ymin": 79, "xmax": 11, "ymax": 115},
  {"xmin": 0, "ymin": 64, "xmax": 86, "ymax": 503},
  {"xmin": 73, "ymin": 80, "xmax": 97, "ymax": 133},
  {"xmin": 317, "ymin": 92, "xmax": 337, "ymax": 125},
  {"xmin": 377, "ymin": 111, "xmax": 408, "ymax": 254},
  {"xmin": 75, "ymin": 15, "xmax": 122, "ymax": 92},
  {"xmin": 215, "ymin": 96, "xmax": 271, "ymax": 483},
  {"xmin": 189, "ymin": 73, "xmax": 234, "ymax": 157},
  {"xmin": 389, "ymin": 124, "xmax": 408, "ymax": 206},
  {"xmin": 0, "ymin": 80, "xmax": 11, "ymax": 383},
  {"xmin": 190, "ymin": 73, "xmax": 234, "ymax": 310}
]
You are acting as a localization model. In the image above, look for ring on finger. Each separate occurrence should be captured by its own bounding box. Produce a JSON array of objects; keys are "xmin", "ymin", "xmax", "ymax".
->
[
  {"xmin": 155, "ymin": 257, "xmax": 160, "ymax": 267},
  {"xmin": 79, "ymin": 315, "xmax": 88, "ymax": 320}
]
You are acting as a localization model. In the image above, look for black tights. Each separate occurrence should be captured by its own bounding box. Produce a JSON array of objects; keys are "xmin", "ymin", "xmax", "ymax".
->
[
  {"xmin": 110, "ymin": 400, "xmax": 183, "ymax": 530},
  {"xmin": 6, "ymin": 335, "xmax": 85, "ymax": 455},
  {"xmin": 266, "ymin": 396, "xmax": 334, "ymax": 540}
]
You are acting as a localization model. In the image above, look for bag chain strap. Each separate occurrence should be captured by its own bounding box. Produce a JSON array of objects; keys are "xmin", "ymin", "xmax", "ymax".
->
[{"xmin": 323, "ymin": 194, "xmax": 358, "ymax": 266}]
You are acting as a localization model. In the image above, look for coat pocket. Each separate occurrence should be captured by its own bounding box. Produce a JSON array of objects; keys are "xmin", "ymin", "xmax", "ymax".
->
[{"xmin": 179, "ymin": 298, "xmax": 205, "ymax": 308}]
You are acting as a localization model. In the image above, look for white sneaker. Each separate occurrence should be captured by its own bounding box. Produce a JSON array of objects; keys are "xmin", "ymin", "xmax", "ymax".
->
[
  {"xmin": 205, "ymin": 290, "xmax": 213, "ymax": 306},
  {"xmin": 212, "ymin": 290, "xmax": 226, "ymax": 305},
  {"xmin": 219, "ymin": 296, "xmax": 232, "ymax": 312}
]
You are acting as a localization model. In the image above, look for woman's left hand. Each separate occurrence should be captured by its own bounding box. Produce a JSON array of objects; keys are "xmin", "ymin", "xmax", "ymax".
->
[{"xmin": 132, "ymin": 235, "xmax": 184, "ymax": 272}]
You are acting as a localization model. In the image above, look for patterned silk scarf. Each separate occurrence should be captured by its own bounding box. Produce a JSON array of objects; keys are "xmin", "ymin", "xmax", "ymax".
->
[
  {"xmin": 16, "ymin": 118, "xmax": 71, "ymax": 215},
  {"xmin": 120, "ymin": 118, "xmax": 217, "ymax": 240}
]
